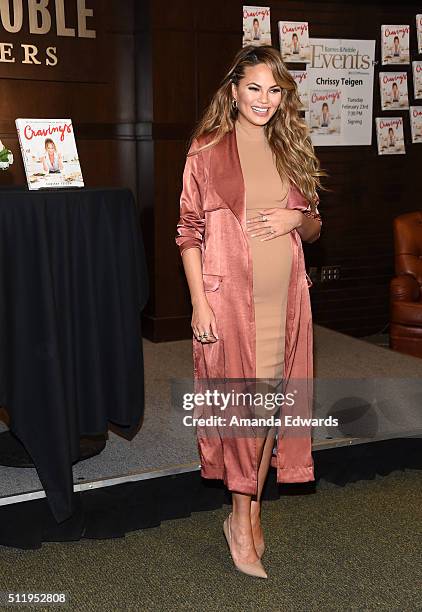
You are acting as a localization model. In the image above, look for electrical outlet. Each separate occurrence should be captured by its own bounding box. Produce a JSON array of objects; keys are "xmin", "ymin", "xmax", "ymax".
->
[{"xmin": 321, "ymin": 266, "xmax": 341, "ymax": 282}]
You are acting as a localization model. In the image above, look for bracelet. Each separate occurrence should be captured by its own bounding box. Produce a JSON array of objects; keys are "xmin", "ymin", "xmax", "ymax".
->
[{"xmin": 302, "ymin": 209, "xmax": 322, "ymax": 222}]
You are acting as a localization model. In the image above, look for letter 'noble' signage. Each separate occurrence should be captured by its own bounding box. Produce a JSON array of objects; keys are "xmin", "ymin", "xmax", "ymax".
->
[{"xmin": 0, "ymin": 0, "xmax": 105, "ymax": 81}]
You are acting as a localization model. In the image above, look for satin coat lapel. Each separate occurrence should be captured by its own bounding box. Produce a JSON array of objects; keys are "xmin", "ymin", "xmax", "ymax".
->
[{"xmin": 212, "ymin": 129, "xmax": 246, "ymax": 227}]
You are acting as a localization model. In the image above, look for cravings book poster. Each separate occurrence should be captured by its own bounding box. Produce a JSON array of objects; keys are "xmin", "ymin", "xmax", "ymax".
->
[
  {"xmin": 242, "ymin": 6, "xmax": 271, "ymax": 47},
  {"xmin": 409, "ymin": 107, "xmax": 422, "ymax": 143},
  {"xmin": 375, "ymin": 117, "xmax": 405, "ymax": 155},
  {"xmin": 412, "ymin": 62, "xmax": 422, "ymax": 99},
  {"xmin": 309, "ymin": 90, "xmax": 342, "ymax": 139},
  {"xmin": 279, "ymin": 21, "xmax": 310, "ymax": 63},
  {"xmin": 381, "ymin": 25, "xmax": 410, "ymax": 65},
  {"xmin": 379, "ymin": 72, "xmax": 409, "ymax": 110},
  {"xmin": 15, "ymin": 119, "xmax": 84, "ymax": 190},
  {"xmin": 417, "ymin": 14, "xmax": 422, "ymax": 54},
  {"xmin": 289, "ymin": 70, "xmax": 309, "ymax": 110}
]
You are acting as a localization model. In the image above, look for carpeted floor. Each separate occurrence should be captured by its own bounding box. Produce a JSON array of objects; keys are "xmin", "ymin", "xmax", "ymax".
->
[
  {"xmin": 1, "ymin": 325, "xmax": 422, "ymax": 500},
  {"xmin": 0, "ymin": 468, "xmax": 421, "ymax": 612}
]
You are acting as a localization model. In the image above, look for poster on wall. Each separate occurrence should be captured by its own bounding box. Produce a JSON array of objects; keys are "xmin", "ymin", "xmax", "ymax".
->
[
  {"xmin": 381, "ymin": 25, "xmax": 410, "ymax": 65},
  {"xmin": 15, "ymin": 119, "xmax": 84, "ymax": 190},
  {"xmin": 412, "ymin": 62, "xmax": 422, "ymax": 99},
  {"xmin": 309, "ymin": 90, "xmax": 341, "ymax": 138},
  {"xmin": 242, "ymin": 6, "xmax": 271, "ymax": 47},
  {"xmin": 417, "ymin": 15, "xmax": 422, "ymax": 54},
  {"xmin": 375, "ymin": 117, "xmax": 405, "ymax": 155},
  {"xmin": 409, "ymin": 107, "xmax": 422, "ymax": 143},
  {"xmin": 306, "ymin": 38, "xmax": 376, "ymax": 146},
  {"xmin": 379, "ymin": 72, "xmax": 409, "ymax": 110},
  {"xmin": 278, "ymin": 22, "xmax": 310, "ymax": 63},
  {"xmin": 289, "ymin": 70, "xmax": 309, "ymax": 110}
]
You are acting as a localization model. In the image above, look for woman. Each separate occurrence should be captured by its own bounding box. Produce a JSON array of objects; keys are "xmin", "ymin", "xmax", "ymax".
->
[
  {"xmin": 252, "ymin": 18, "xmax": 261, "ymax": 41},
  {"xmin": 42, "ymin": 138, "xmax": 63, "ymax": 174},
  {"xmin": 391, "ymin": 82, "xmax": 400, "ymax": 104},
  {"xmin": 321, "ymin": 102, "xmax": 330, "ymax": 127},
  {"xmin": 175, "ymin": 45, "xmax": 323, "ymax": 578},
  {"xmin": 393, "ymin": 35, "xmax": 400, "ymax": 58},
  {"xmin": 291, "ymin": 32, "xmax": 300, "ymax": 55}
]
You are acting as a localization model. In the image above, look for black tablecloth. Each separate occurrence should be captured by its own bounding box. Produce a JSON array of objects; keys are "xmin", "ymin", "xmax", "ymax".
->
[{"xmin": 0, "ymin": 187, "xmax": 149, "ymax": 522}]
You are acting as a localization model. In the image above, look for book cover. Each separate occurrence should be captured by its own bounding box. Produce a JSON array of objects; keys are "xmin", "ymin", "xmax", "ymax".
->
[
  {"xmin": 289, "ymin": 70, "xmax": 309, "ymax": 110},
  {"xmin": 278, "ymin": 21, "xmax": 310, "ymax": 63},
  {"xmin": 417, "ymin": 14, "xmax": 422, "ymax": 54},
  {"xmin": 381, "ymin": 25, "xmax": 410, "ymax": 65},
  {"xmin": 409, "ymin": 106, "xmax": 422, "ymax": 143},
  {"xmin": 375, "ymin": 117, "xmax": 405, "ymax": 154},
  {"xmin": 309, "ymin": 90, "xmax": 342, "ymax": 138},
  {"xmin": 379, "ymin": 72, "xmax": 409, "ymax": 110},
  {"xmin": 412, "ymin": 61, "xmax": 422, "ymax": 99},
  {"xmin": 15, "ymin": 119, "xmax": 84, "ymax": 190},
  {"xmin": 242, "ymin": 6, "xmax": 271, "ymax": 47}
]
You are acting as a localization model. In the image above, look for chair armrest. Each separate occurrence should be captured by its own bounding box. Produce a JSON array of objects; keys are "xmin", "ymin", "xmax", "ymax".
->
[{"xmin": 390, "ymin": 274, "xmax": 420, "ymax": 303}]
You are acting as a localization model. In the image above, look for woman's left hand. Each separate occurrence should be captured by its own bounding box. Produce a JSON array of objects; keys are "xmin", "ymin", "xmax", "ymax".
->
[{"xmin": 246, "ymin": 208, "xmax": 302, "ymax": 241}]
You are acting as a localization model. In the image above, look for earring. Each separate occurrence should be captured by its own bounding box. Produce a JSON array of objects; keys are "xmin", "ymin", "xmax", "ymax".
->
[{"xmin": 232, "ymin": 98, "xmax": 238, "ymax": 110}]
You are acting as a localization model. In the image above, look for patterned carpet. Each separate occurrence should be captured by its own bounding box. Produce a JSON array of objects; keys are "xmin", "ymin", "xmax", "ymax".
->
[{"xmin": 1, "ymin": 468, "xmax": 421, "ymax": 611}]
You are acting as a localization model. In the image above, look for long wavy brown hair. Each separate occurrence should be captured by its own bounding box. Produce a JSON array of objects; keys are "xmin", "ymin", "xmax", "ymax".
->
[{"xmin": 188, "ymin": 45, "xmax": 326, "ymax": 209}]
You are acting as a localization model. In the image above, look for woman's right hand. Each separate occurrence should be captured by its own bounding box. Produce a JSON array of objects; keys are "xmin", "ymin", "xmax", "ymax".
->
[{"xmin": 192, "ymin": 298, "xmax": 219, "ymax": 342}]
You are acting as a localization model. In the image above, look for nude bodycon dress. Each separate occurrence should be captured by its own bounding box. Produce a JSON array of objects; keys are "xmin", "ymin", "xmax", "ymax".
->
[{"xmin": 235, "ymin": 119, "xmax": 292, "ymax": 381}]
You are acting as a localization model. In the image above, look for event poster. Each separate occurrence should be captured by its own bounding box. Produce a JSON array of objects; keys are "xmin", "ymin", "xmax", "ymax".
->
[
  {"xmin": 381, "ymin": 25, "xmax": 410, "ymax": 65},
  {"xmin": 412, "ymin": 61, "xmax": 422, "ymax": 99},
  {"xmin": 309, "ymin": 90, "xmax": 341, "ymax": 138},
  {"xmin": 289, "ymin": 70, "xmax": 309, "ymax": 110},
  {"xmin": 379, "ymin": 72, "xmax": 409, "ymax": 110},
  {"xmin": 375, "ymin": 117, "xmax": 405, "ymax": 155},
  {"xmin": 15, "ymin": 118, "xmax": 84, "ymax": 190},
  {"xmin": 409, "ymin": 107, "xmax": 422, "ymax": 143},
  {"xmin": 307, "ymin": 38, "xmax": 376, "ymax": 146},
  {"xmin": 278, "ymin": 21, "xmax": 310, "ymax": 63},
  {"xmin": 417, "ymin": 15, "xmax": 422, "ymax": 54},
  {"xmin": 242, "ymin": 6, "xmax": 271, "ymax": 47}
]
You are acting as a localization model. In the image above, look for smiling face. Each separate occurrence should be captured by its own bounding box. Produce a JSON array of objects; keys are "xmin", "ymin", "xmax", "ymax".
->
[{"xmin": 231, "ymin": 63, "xmax": 282, "ymax": 127}]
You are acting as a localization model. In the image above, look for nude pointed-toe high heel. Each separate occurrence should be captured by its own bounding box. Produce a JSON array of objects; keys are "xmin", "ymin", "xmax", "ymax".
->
[
  {"xmin": 223, "ymin": 513, "xmax": 268, "ymax": 579},
  {"xmin": 255, "ymin": 541, "xmax": 266, "ymax": 560}
]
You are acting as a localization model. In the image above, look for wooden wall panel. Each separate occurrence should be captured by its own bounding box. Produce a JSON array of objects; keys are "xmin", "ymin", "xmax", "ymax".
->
[
  {"xmin": 144, "ymin": 0, "xmax": 422, "ymax": 341},
  {"xmin": 0, "ymin": 0, "xmax": 137, "ymax": 194}
]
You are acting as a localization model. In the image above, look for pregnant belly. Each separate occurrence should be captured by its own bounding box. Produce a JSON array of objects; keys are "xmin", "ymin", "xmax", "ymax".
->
[{"xmin": 246, "ymin": 207, "xmax": 292, "ymax": 303}]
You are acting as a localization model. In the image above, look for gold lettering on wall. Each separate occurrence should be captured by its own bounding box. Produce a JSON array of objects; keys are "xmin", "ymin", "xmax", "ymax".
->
[
  {"xmin": 28, "ymin": 0, "xmax": 51, "ymax": 35},
  {"xmin": 77, "ymin": 0, "xmax": 95, "ymax": 38},
  {"xmin": 55, "ymin": 0, "xmax": 75, "ymax": 37},
  {"xmin": 0, "ymin": 41, "xmax": 15, "ymax": 62},
  {"xmin": 0, "ymin": 0, "xmax": 23, "ymax": 33},
  {"xmin": 0, "ymin": 0, "xmax": 96, "ymax": 68},
  {"xmin": 45, "ymin": 45, "xmax": 57, "ymax": 66},
  {"xmin": 0, "ymin": 0, "xmax": 96, "ymax": 37}
]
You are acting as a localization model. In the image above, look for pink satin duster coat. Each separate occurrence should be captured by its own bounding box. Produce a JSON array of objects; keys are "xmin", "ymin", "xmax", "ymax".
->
[{"xmin": 175, "ymin": 127, "xmax": 321, "ymax": 495}]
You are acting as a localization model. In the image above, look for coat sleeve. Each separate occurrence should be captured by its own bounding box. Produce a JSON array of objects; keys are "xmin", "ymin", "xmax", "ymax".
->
[
  {"xmin": 175, "ymin": 140, "xmax": 206, "ymax": 256},
  {"xmin": 302, "ymin": 197, "xmax": 322, "ymax": 240}
]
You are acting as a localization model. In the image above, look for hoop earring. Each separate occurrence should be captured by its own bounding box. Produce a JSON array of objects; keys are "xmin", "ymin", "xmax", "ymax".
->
[{"xmin": 232, "ymin": 98, "xmax": 238, "ymax": 110}]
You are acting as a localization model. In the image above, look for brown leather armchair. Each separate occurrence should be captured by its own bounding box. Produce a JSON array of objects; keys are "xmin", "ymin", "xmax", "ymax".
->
[{"xmin": 390, "ymin": 211, "xmax": 422, "ymax": 358}]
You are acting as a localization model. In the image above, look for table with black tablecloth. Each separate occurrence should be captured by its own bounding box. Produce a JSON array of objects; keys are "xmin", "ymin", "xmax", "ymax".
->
[{"xmin": 0, "ymin": 187, "xmax": 149, "ymax": 522}]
